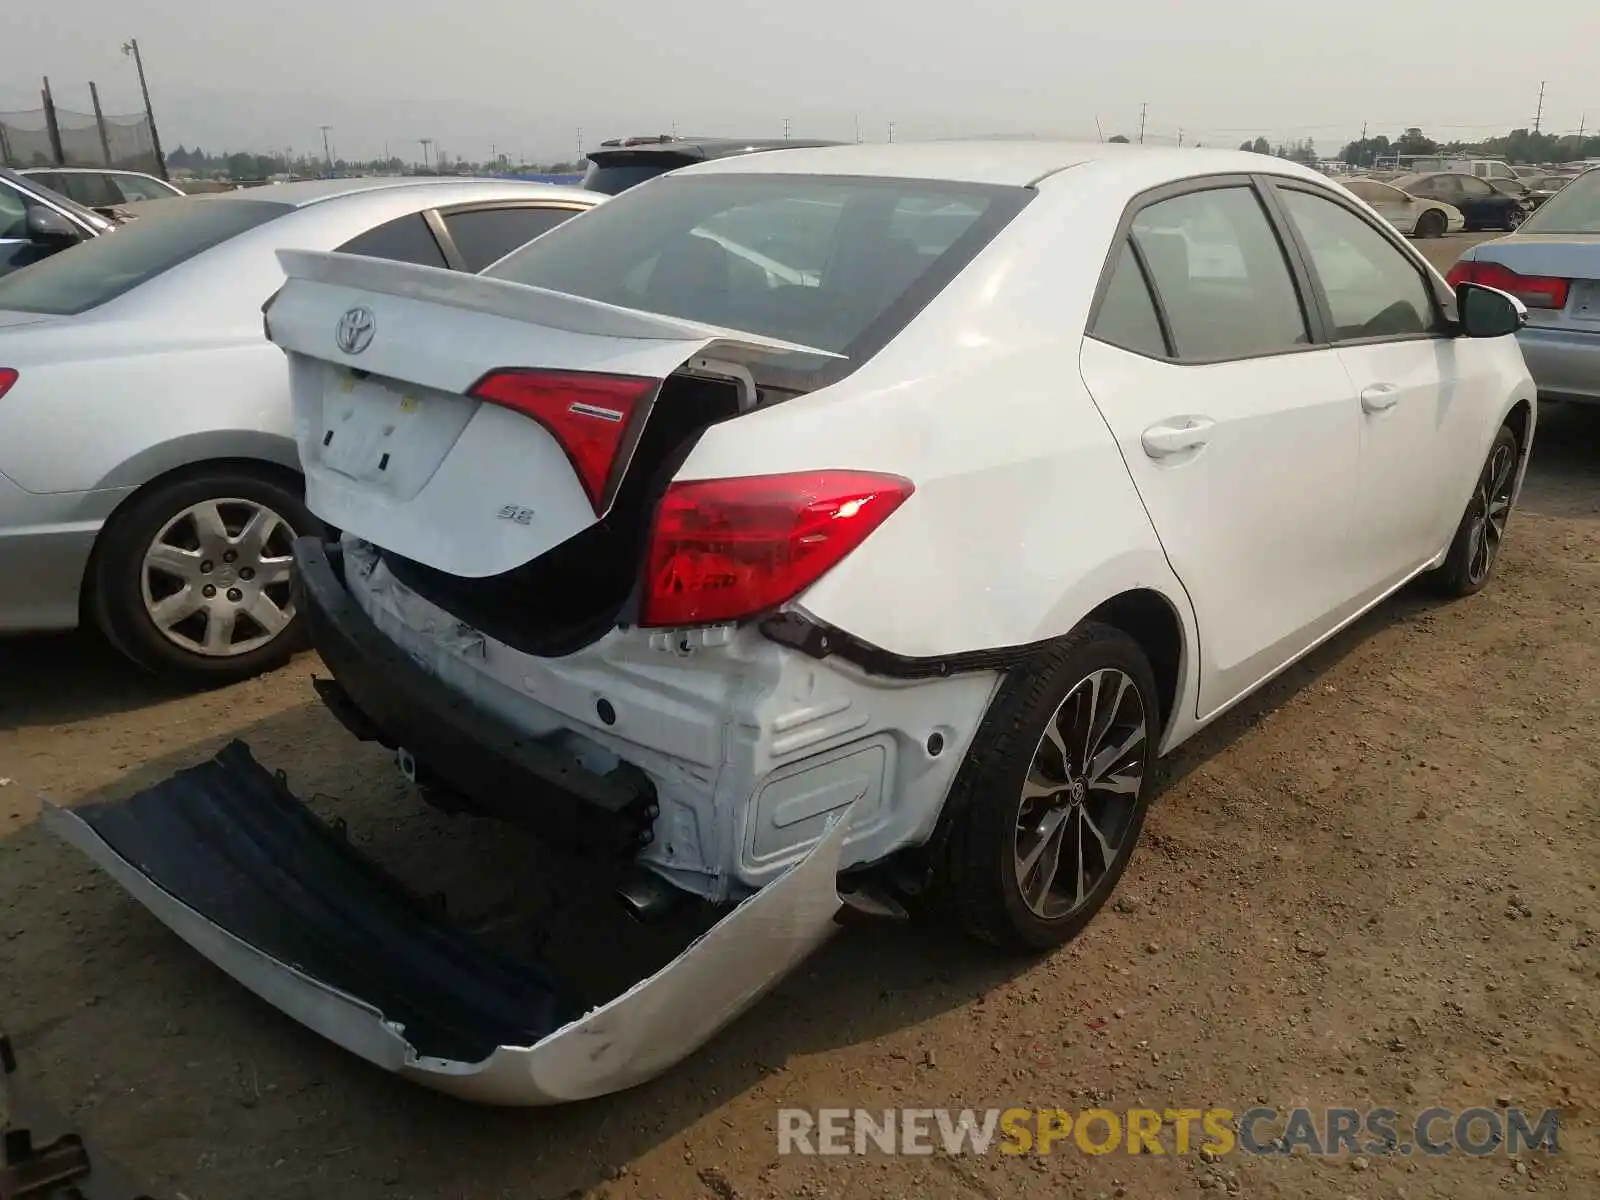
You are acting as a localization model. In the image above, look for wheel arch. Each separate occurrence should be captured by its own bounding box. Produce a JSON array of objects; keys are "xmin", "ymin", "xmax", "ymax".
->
[{"xmin": 1083, "ymin": 587, "xmax": 1190, "ymax": 741}]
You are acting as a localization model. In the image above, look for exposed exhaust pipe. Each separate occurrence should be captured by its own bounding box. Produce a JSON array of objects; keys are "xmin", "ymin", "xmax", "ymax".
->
[{"xmin": 616, "ymin": 870, "xmax": 683, "ymax": 923}]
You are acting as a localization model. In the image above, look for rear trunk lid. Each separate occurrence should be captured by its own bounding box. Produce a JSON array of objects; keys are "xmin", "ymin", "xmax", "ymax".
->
[
  {"xmin": 265, "ymin": 249, "xmax": 838, "ymax": 580},
  {"xmin": 1471, "ymin": 234, "xmax": 1600, "ymax": 330}
]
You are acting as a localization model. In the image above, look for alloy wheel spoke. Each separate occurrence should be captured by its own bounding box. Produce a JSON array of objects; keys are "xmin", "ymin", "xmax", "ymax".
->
[
  {"xmin": 1089, "ymin": 724, "xmax": 1146, "ymax": 786},
  {"xmin": 144, "ymin": 542, "xmax": 202, "ymax": 579},
  {"xmin": 1080, "ymin": 804, "xmax": 1115, "ymax": 865},
  {"xmin": 246, "ymin": 592, "xmax": 290, "ymax": 636},
  {"xmin": 202, "ymin": 609, "xmax": 238, "ymax": 654},
  {"xmin": 234, "ymin": 507, "xmax": 281, "ymax": 560},
  {"xmin": 1089, "ymin": 768, "xmax": 1142, "ymax": 797},
  {"xmin": 189, "ymin": 501, "xmax": 230, "ymax": 549},
  {"xmin": 256, "ymin": 555, "xmax": 295, "ymax": 588},
  {"xmin": 1019, "ymin": 808, "xmax": 1071, "ymax": 910},
  {"xmin": 1041, "ymin": 713, "xmax": 1074, "ymax": 778},
  {"xmin": 149, "ymin": 586, "xmax": 202, "ymax": 629}
]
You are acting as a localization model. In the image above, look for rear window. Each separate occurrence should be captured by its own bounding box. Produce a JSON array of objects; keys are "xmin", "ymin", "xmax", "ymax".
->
[
  {"xmin": 1519, "ymin": 169, "xmax": 1600, "ymax": 234},
  {"xmin": 0, "ymin": 197, "xmax": 289, "ymax": 314},
  {"xmin": 581, "ymin": 155, "xmax": 698, "ymax": 196},
  {"xmin": 485, "ymin": 173, "xmax": 1031, "ymax": 386}
]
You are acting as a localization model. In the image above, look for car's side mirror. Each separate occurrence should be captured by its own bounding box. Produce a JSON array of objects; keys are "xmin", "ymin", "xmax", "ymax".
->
[
  {"xmin": 1456, "ymin": 282, "xmax": 1527, "ymax": 338},
  {"xmin": 25, "ymin": 207, "xmax": 81, "ymax": 248}
]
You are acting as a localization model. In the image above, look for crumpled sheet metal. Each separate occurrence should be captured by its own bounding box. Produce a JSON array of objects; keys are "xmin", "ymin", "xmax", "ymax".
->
[{"xmin": 42, "ymin": 794, "xmax": 853, "ymax": 1106}]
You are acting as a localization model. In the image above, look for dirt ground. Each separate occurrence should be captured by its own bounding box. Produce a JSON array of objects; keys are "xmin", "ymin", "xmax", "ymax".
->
[{"xmin": 1, "ymin": 234, "xmax": 1596, "ymax": 1200}]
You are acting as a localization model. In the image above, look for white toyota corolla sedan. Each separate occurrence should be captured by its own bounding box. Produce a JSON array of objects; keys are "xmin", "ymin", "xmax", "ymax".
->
[{"xmin": 52, "ymin": 142, "xmax": 1536, "ymax": 1105}]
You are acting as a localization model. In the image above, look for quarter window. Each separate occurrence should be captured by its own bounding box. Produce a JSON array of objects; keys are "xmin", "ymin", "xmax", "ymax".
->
[
  {"xmin": 1090, "ymin": 240, "xmax": 1168, "ymax": 358},
  {"xmin": 1278, "ymin": 189, "xmax": 1436, "ymax": 340},
  {"xmin": 1130, "ymin": 186, "xmax": 1309, "ymax": 361}
]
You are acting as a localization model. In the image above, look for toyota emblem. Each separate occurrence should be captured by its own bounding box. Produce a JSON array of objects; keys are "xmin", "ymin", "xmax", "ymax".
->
[{"xmin": 335, "ymin": 306, "xmax": 375, "ymax": 355}]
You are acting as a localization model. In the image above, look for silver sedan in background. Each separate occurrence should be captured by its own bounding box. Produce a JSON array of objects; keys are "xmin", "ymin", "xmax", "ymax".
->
[
  {"xmin": 0, "ymin": 177, "xmax": 601, "ymax": 682},
  {"xmin": 1448, "ymin": 167, "xmax": 1600, "ymax": 405}
]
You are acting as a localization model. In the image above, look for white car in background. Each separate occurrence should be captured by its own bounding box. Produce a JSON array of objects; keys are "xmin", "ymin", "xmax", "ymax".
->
[
  {"xmin": 52, "ymin": 142, "xmax": 1537, "ymax": 1105},
  {"xmin": 1341, "ymin": 177, "xmax": 1465, "ymax": 238},
  {"xmin": 0, "ymin": 178, "xmax": 601, "ymax": 682}
]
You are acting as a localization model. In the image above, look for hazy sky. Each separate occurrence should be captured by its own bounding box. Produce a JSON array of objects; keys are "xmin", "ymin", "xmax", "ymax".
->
[{"xmin": 3, "ymin": 1, "xmax": 1595, "ymax": 164}]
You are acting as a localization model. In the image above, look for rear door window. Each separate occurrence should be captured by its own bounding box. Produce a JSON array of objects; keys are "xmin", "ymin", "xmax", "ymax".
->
[
  {"xmin": 336, "ymin": 212, "xmax": 448, "ymax": 268},
  {"xmin": 60, "ymin": 172, "xmax": 124, "ymax": 209},
  {"xmin": 1130, "ymin": 186, "xmax": 1310, "ymax": 360},
  {"xmin": 112, "ymin": 173, "xmax": 178, "ymax": 202},
  {"xmin": 442, "ymin": 206, "xmax": 580, "ymax": 272}
]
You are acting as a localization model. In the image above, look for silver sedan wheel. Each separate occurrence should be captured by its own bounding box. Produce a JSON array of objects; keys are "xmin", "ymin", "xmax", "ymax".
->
[
  {"xmin": 1014, "ymin": 667, "xmax": 1148, "ymax": 921},
  {"xmin": 139, "ymin": 498, "xmax": 298, "ymax": 657}
]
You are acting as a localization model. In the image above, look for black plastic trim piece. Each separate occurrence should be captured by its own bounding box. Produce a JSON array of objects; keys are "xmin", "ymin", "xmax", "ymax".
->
[
  {"xmin": 293, "ymin": 537, "xmax": 657, "ymax": 855},
  {"xmin": 64, "ymin": 741, "xmax": 577, "ymax": 1064},
  {"xmin": 759, "ymin": 611, "xmax": 1046, "ymax": 680}
]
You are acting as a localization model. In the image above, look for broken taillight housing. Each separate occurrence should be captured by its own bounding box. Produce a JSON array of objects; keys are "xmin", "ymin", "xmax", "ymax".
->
[
  {"xmin": 1447, "ymin": 260, "xmax": 1570, "ymax": 310},
  {"xmin": 469, "ymin": 369, "xmax": 658, "ymax": 512},
  {"xmin": 639, "ymin": 470, "xmax": 914, "ymax": 628}
]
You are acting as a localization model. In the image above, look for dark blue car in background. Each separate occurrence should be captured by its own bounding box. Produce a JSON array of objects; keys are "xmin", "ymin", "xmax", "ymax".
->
[{"xmin": 1394, "ymin": 171, "xmax": 1526, "ymax": 232}]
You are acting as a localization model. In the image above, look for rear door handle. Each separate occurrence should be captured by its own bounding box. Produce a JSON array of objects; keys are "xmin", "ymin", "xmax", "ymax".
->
[
  {"xmin": 1360, "ymin": 383, "xmax": 1401, "ymax": 413},
  {"xmin": 1141, "ymin": 417, "xmax": 1215, "ymax": 459}
]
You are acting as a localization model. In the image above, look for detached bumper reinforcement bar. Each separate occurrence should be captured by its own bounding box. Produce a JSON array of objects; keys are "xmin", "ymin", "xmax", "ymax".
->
[
  {"xmin": 42, "ymin": 745, "xmax": 855, "ymax": 1105},
  {"xmin": 292, "ymin": 536, "xmax": 657, "ymax": 856}
]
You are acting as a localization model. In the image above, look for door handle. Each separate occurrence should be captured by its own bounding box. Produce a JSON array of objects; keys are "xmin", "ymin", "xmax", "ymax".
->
[
  {"xmin": 1141, "ymin": 417, "xmax": 1215, "ymax": 459},
  {"xmin": 1360, "ymin": 383, "xmax": 1400, "ymax": 413}
]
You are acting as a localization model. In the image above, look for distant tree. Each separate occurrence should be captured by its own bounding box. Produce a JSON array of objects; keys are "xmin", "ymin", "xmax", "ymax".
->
[
  {"xmin": 1108, "ymin": 134, "xmax": 1130, "ymax": 144},
  {"xmin": 1251, "ymin": 136, "xmax": 1271, "ymax": 155},
  {"xmin": 225, "ymin": 151, "xmax": 257, "ymax": 179},
  {"xmin": 1394, "ymin": 127, "xmax": 1437, "ymax": 155}
]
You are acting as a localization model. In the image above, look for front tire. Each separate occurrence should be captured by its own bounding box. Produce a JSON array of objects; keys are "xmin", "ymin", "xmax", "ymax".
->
[
  {"xmin": 90, "ymin": 465, "xmax": 320, "ymax": 685},
  {"xmin": 1414, "ymin": 209, "xmax": 1446, "ymax": 239},
  {"xmin": 1504, "ymin": 206, "xmax": 1526, "ymax": 231},
  {"xmin": 933, "ymin": 622, "xmax": 1160, "ymax": 952},
  {"xmin": 1425, "ymin": 423, "xmax": 1520, "ymax": 599}
]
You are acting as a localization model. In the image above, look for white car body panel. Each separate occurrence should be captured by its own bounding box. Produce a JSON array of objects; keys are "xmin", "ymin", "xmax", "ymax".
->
[{"xmin": 51, "ymin": 143, "xmax": 1532, "ymax": 1106}]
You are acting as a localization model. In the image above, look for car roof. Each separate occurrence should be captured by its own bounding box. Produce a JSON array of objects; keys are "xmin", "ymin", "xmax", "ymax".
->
[
  {"xmin": 19, "ymin": 166, "xmax": 163, "ymax": 177},
  {"xmin": 169, "ymin": 176, "xmax": 596, "ymax": 209},
  {"xmin": 587, "ymin": 136, "xmax": 842, "ymax": 163},
  {"xmin": 674, "ymin": 140, "xmax": 1332, "ymax": 188}
]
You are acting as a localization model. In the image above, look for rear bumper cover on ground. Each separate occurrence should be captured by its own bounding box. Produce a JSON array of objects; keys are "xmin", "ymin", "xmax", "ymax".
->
[{"xmin": 42, "ymin": 742, "xmax": 855, "ymax": 1105}]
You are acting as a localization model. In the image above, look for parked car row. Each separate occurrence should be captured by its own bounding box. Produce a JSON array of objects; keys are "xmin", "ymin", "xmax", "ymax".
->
[{"xmin": 35, "ymin": 138, "xmax": 1546, "ymax": 1105}]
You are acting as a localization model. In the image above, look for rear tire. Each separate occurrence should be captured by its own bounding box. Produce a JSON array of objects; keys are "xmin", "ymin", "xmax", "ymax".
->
[
  {"xmin": 90, "ymin": 465, "xmax": 321, "ymax": 686},
  {"xmin": 1414, "ymin": 209, "xmax": 1446, "ymax": 239},
  {"xmin": 1504, "ymin": 206, "xmax": 1525, "ymax": 231},
  {"xmin": 1425, "ymin": 423, "xmax": 1520, "ymax": 599},
  {"xmin": 933, "ymin": 622, "xmax": 1160, "ymax": 953}
]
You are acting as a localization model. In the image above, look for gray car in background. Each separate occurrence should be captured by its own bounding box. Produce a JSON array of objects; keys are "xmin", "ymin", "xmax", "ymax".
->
[
  {"xmin": 1449, "ymin": 167, "xmax": 1600, "ymax": 404},
  {"xmin": 0, "ymin": 177, "xmax": 601, "ymax": 683}
]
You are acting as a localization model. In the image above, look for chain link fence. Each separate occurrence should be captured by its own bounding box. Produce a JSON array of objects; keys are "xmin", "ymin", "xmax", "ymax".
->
[{"xmin": 0, "ymin": 107, "xmax": 161, "ymax": 174}]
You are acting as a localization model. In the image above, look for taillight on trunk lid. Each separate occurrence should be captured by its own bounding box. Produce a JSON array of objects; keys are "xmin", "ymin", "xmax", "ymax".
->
[
  {"xmin": 640, "ymin": 470, "xmax": 914, "ymax": 628},
  {"xmin": 1447, "ymin": 261, "xmax": 1570, "ymax": 310},
  {"xmin": 469, "ymin": 369, "xmax": 658, "ymax": 513}
]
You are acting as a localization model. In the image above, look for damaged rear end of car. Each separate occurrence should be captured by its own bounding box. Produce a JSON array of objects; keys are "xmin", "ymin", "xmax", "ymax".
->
[{"xmin": 46, "ymin": 169, "xmax": 1036, "ymax": 1102}]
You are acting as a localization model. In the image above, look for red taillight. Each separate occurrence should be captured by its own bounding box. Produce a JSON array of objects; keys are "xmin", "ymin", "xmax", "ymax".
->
[
  {"xmin": 640, "ymin": 470, "xmax": 914, "ymax": 628},
  {"xmin": 469, "ymin": 369, "xmax": 658, "ymax": 512},
  {"xmin": 0, "ymin": 369, "xmax": 16, "ymax": 401},
  {"xmin": 1447, "ymin": 260, "xmax": 1570, "ymax": 309}
]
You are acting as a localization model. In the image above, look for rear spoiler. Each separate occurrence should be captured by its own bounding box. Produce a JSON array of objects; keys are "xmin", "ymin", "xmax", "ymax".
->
[{"xmin": 272, "ymin": 248, "xmax": 846, "ymax": 361}]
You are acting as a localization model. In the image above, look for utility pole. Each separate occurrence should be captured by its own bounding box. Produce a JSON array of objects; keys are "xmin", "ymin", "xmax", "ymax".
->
[
  {"xmin": 40, "ymin": 77, "xmax": 65, "ymax": 165},
  {"xmin": 419, "ymin": 138, "xmax": 432, "ymax": 170},
  {"xmin": 783, "ymin": 117, "xmax": 791, "ymax": 141},
  {"xmin": 1094, "ymin": 114, "xmax": 1104, "ymax": 142},
  {"xmin": 854, "ymin": 114, "xmax": 862, "ymax": 143},
  {"xmin": 1534, "ymin": 81, "xmax": 1545, "ymax": 133},
  {"xmin": 1138, "ymin": 102, "xmax": 1148, "ymax": 144},
  {"xmin": 1177, "ymin": 128, "xmax": 1184, "ymax": 146},
  {"xmin": 320, "ymin": 125, "xmax": 334, "ymax": 176},
  {"xmin": 120, "ymin": 39, "xmax": 168, "ymax": 179},
  {"xmin": 887, "ymin": 121, "xmax": 896, "ymax": 143},
  {"xmin": 576, "ymin": 127, "xmax": 584, "ymax": 162}
]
